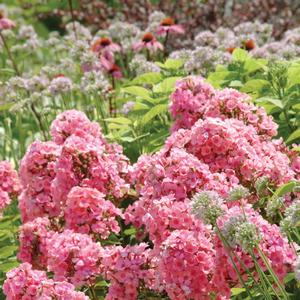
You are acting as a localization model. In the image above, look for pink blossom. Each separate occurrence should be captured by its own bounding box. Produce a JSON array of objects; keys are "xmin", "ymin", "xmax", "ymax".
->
[
  {"xmin": 18, "ymin": 217, "xmax": 53, "ymax": 269},
  {"xmin": 156, "ymin": 229, "xmax": 228, "ymax": 299},
  {"xmin": 0, "ymin": 161, "xmax": 20, "ymax": 216},
  {"xmin": 101, "ymin": 243, "xmax": 152, "ymax": 300},
  {"xmin": 133, "ymin": 32, "xmax": 163, "ymax": 53},
  {"xmin": 100, "ymin": 52, "xmax": 123, "ymax": 79},
  {"xmin": 46, "ymin": 230, "xmax": 102, "ymax": 286},
  {"xmin": 18, "ymin": 141, "xmax": 61, "ymax": 221},
  {"xmin": 65, "ymin": 186, "xmax": 122, "ymax": 238},
  {"xmin": 0, "ymin": 16, "xmax": 15, "ymax": 30},
  {"xmin": 0, "ymin": 161, "xmax": 20, "ymax": 197},
  {"xmin": 156, "ymin": 17, "xmax": 185, "ymax": 36},
  {"xmin": 3, "ymin": 263, "xmax": 48, "ymax": 300},
  {"xmin": 50, "ymin": 109, "xmax": 104, "ymax": 145},
  {"xmin": 170, "ymin": 77, "xmax": 277, "ymax": 137},
  {"xmin": 3, "ymin": 263, "xmax": 88, "ymax": 300},
  {"xmin": 91, "ymin": 37, "xmax": 120, "ymax": 54}
]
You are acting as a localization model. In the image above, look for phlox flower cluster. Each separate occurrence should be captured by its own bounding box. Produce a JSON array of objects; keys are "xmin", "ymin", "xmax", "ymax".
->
[
  {"xmin": 101, "ymin": 243, "xmax": 152, "ymax": 300},
  {"xmin": 3, "ymin": 263, "xmax": 88, "ymax": 300},
  {"xmin": 124, "ymin": 76, "xmax": 298, "ymax": 298},
  {"xmin": 156, "ymin": 229, "xmax": 220, "ymax": 300},
  {"xmin": 19, "ymin": 110, "xmax": 129, "ymax": 222},
  {"xmin": 18, "ymin": 217, "xmax": 52, "ymax": 269},
  {"xmin": 170, "ymin": 76, "xmax": 277, "ymax": 137},
  {"xmin": 0, "ymin": 161, "xmax": 20, "ymax": 215},
  {"xmin": 46, "ymin": 230, "xmax": 102, "ymax": 286},
  {"xmin": 65, "ymin": 187, "xmax": 122, "ymax": 238}
]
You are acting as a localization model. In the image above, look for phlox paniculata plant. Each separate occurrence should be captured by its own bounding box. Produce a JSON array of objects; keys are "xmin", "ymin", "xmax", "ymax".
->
[{"xmin": 2, "ymin": 78, "xmax": 300, "ymax": 299}]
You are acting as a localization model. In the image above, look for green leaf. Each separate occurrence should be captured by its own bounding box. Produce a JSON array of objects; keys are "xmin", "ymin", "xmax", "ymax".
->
[
  {"xmin": 255, "ymin": 97, "xmax": 283, "ymax": 109},
  {"xmin": 272, "ymin": 181, "xmax": 300, "ymax": 199},
  {"xmin": 229, "ymin": 80, "xmax": 243, "ymax": 87},
  {"xmin": 130, "ymin": 72, "xmax": 162, "ymax": 85},
  {"xmin": 164, "ymin": 59, "xmax": 184, "ymax": 69},
  {"xmin": 0, "ymin": 260, "xmax": 19, "ymax": 273},
  {"xmin": 231, "ymin": 288, "xmax": 246, "ymax": 296},
  {"xmin": 284, "ymin": 273, "xmax": 295, "ymax": 284},
  {"xmin": 124, "ymin": 227, "xmax": 136, "ymax": 235},
  {"xmin": 286, "ymin": 128, "xmax": 300, "ymax": 144},
  {"xmin": 244, "ymin": 58, "xmax": 267, "ymax": 73},
  {"xmin": 141, "ymin": 104, "xmax": 168, "ymax": 124},
  {"xmin": 153, "ymin": 77, "xmax": 181, "ymax": 93},
  {"xmin": 104, "ymin": 117, "xmax": 132, "ymax": 125},
  {"xmin": 287, "ymin": 66, "xmax": 300, "ymax": 87},
  {"xmin": 122, "ymin": 86, "xmax": 153, "ymax": 101},
  {"xmin": 232, "ymin": 48, "xmax": 249, "ymax": 61},
  {"xmin": 241, "ymin": 79, "xmax": 270, "ymax": 94},
  {"xmin": 0, "ymin": 245, "xmax": 18, "ymax": 259},
  {"xmin": 0, "ymin": 103, "xmax": 14, "ymax": 112}
]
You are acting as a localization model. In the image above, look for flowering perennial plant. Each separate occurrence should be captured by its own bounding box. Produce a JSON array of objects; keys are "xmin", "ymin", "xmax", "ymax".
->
[{"xmin": 2, "ymin": 75, "xmax": 300, "ymax": 299}]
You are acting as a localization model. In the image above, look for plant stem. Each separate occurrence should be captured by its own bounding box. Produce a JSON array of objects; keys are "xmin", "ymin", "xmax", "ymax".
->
[
  {"xmin": 0, "ymin": 31, "xmax": 20, "ymax": 76},
  {"xmin": 257, "ymin": 247, "xmax": 289, "ymax": 299},
  {"xmin": 215, "ymin": 226, "xmax": 254, "ymax": 300},
  {"xmin": 30, "ymin": 103, "xmax": 47, "ymax": 140},
  {"xmin": 67, "ymin": 0, "xmax": 77, "ymax": 40},
  {"xmin": 163, "ymin": 30, "xmax": 170, "ymax": 58}
]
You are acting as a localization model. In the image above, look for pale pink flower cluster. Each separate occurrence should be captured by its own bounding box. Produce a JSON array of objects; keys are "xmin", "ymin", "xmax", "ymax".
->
[
  {"xmin": 3, "ymin": 263, "xmax": 88, "ymax": 300},
  {"xmin": 156, "ymin": 230, "xmax": 219, "ymax": 300},
  {"xmin": 124, "ymin": 77, "xmax": 298, "ymax": 298},
  {"xmin": 19, "ymin": 141, "xmax": 61, "ymax": 221},
  {"xmin": 65, "ymin": 186, "xmax": 122, "ymax": 238},
  {"xmin": 19, "ymin": 110, "xmax": 129, "ymax": 222},
  {"xmin": 18, "ymin": 217, "xmax": 52, "ymax": 269},
  {"xmin": 46, "ymin": 230, "xmax": 102, "ymax": 286},
  {"xmin": 0, "ymin": 161, "xmax": 20, "ymax": 215},
  {"xmin": 101, "ymin": 243, "xmax": 152, "ymax": 300},
  {"xmin": 170, "ymin": 76, "xmax": 277, "ymax": 137}
]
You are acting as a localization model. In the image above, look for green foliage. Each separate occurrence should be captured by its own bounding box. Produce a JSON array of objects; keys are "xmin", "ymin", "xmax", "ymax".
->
[
  {"xmin": 106, "ymin": 62, "xmax": 184, "ymax": 161},
  {"xmin": 208, "ymin": 48, "xmax": 300, "ymax": 142}
]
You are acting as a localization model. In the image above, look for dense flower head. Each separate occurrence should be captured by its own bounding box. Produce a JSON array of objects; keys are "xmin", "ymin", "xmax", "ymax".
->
[
  {"xmin": 48, "ymin": 76, "xmax": 73, "ymax": 95},
  {"xmin": 156, "ymin": 229, "xmax": 224, "ymax": 300},
  {"xmin": 185, "ymin": 117, "xmax": 293, "ymax": 186},
  {"xmin": 51, "ymin": 134, "xmax": 129, "ymax": 208},
  {"xmin": 50, "ymin": 109, "xmax": 104, "ymax": 145},
  {"xmin": 169, "ymin": 76, "xmax": 215, "ymax": 131},
  {"xmin": 19, "ymin": 141, "xmax": 60, "ymax": 221},
  {"xmin": 18, "ymin": 217, "xmax": 53, "ymax": 269},
  {"xmin": 3, "ymin": 263, "xmax": 88, "ymax": 300},
  {"xmin": 170, "ymin": 76, "xmax": 278, "ymax": 137},
  {"xmin": 280, "ymin": 199, "xmax": 300, "ymax": 234},
  {"xmin": 35, "ymin": 280, "xmax": 89, "ymax": 300},
  {"xmin": 101, "ymin": 243, "xmax": 152, "ymax": 300},
  {"xmin": 133, "ymin": 32, "xmax": 163, "ymax": 53},
  {"xmin": 130, "ymin": 147, "xmax": 212, "ymax": 200},
  {"xmin": 126, "ymin": 195, "xmax": 203, "ymax": 246},
  {"xmin": 0, "ymin": 160, "xmax": 20, "ymax": 215},
  {"xmin": 157, "ymin": 17, "xmax": 184, "ymax": 36},
  {"xmin": 3, "ymin": 263, "xmax": 48, "ymax": 300},
  {"xmin": 216, "ymin": 204, "xmax": 296, "ymax": 283},
  {"xmin": 0, "ymin": 160, "xmax": 20, "ymax": 197},
  {"xmin": 65, "ymin": 186, "xmax": 122, "ymax": 238},
  {"xmin": 191, "ymin": 191, "xmax": 225, "ymax": 225},
  {"xmin": 46, "ymin": 230, "xmax": 102, "ymax": 286}
]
